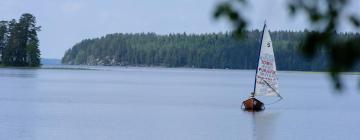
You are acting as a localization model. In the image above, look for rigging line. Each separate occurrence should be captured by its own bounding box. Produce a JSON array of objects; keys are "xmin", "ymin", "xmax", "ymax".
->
[
  {"xmin": 261, "ymin": 79, "xmax": 283, "ymax": 105},
  {"xmin": 261, "ymin": 78, "xmax": 283, "ymax": 99},
  {"xmin": 264, "ymin": 97, "xmax": 283, "ymax": 105}
]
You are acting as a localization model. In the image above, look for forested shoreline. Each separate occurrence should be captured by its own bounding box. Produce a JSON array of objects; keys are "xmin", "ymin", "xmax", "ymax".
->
[
  {"xmin": 0, "ymin": 13, "xmax": 41, "ymax": 67},
  {"xmin": 62, "ymin": 31, "xmax": 360, "ymax": 71}
]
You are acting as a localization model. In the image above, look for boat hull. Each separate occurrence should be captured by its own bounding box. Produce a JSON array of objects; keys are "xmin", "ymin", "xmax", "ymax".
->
[{"xmin": 242, "ymin": 97, "xmax": 264, "ymax": 111}]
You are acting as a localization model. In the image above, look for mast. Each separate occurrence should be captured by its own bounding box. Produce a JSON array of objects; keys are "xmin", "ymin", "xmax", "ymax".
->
[{"xmin": 252, "ymin": 22, "xmax": 267, "ymax": 95}]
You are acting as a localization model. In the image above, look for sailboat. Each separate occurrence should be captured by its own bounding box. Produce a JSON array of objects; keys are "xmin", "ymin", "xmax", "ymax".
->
[{"xmin": 242, "ymin": 23, "xmax": 282, "ymax": 111}]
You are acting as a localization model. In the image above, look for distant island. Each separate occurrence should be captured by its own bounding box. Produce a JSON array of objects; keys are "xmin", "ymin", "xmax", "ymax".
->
[
  {"xmin": 41, "ymin": 58, "xmax": 61, "ymax": 66},
  {"xmin": 0, "ymin": 13, "xmax": 41, "ymax": 67},
  {"xmin": 62, "ymin": 31, "xmax": 360, "ymax": 71}
]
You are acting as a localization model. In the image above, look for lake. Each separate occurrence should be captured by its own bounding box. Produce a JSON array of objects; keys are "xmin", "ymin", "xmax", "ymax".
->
[{"xmin": 0, "ymin": 66, "xmax": 359, "ymax": 140}]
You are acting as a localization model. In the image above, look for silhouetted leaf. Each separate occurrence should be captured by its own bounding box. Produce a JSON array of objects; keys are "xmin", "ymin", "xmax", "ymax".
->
[{"xmin": 349, "ymin": 15, "xmax": 360, "ymax": 27}]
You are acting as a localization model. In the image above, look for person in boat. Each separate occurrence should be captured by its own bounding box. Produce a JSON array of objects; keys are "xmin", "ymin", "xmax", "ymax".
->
[{"xmin": 250, "ymin": 92, "xmax": 255, "ymax": 97}]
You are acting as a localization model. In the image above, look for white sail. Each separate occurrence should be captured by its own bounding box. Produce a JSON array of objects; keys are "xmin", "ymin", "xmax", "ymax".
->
[{"xmin": 254, "ymin": 24, "xmax": 280, "ymax": 97}]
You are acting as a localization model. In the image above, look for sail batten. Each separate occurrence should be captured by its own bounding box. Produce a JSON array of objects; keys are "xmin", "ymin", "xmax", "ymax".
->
[{"xmin": 254, "ymin": 24, "xmax": 279, "ymax": 97}]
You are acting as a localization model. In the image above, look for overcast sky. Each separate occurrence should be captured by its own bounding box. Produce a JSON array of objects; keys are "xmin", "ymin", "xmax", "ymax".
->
[{"xmin": 1, "ymin": 0, "xmax": 359, "ymax": 59}]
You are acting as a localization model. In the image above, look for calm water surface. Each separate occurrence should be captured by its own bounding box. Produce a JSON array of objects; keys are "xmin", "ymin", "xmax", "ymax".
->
[{"xmin": 0, "ymin": 66, "xmax": 359, "ymax": 140}]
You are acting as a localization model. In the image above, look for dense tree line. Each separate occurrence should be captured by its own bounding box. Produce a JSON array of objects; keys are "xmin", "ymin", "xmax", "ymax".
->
[
  {"xmin": 214, "ymin": 0, "xmax": 360, "ymax": 88},
  {"xmin": 0, "ymin": 13, "xmax": 41, "ymax": 67},
  {"xmin": 62, "ymin": 31, "xmax": 360, "ymax": 71}
]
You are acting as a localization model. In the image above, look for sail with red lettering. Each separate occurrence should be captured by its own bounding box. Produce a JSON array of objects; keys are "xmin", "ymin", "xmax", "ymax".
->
[{"xmin": 253, "ymin": 24, "xmax": 280, "ymax": 97}]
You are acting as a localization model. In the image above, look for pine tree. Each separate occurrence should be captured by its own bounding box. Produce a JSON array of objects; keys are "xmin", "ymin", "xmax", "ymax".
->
[
  {"xmin": 19, "ymin": 13, "xmax": 41, "ymax": 67},
  {"xmin": 0, "ymin": 21, "xmax": 8, "ymax": 63},
  {"xmin": 1, "ymin": 13, "xmax": 41, "ymax": 67}
]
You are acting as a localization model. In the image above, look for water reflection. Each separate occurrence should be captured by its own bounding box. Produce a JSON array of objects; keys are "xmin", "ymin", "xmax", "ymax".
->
[
  {"xmin": 248, "ymin": 111, "xmax": 279, "ymax": 140},
  {"xmin": 0, "ymin": 68, "xmax": 38, "ymax": 78},
  {"xmin": 0, "ymin": 67, "xmax": 359, "ymax": 140},
  {"xmin": 0, "ymin": 68, "xmax": 38, "ymax": 139}
]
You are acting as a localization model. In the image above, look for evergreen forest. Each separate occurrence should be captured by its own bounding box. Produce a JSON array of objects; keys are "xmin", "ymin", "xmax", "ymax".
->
[
  {"xmin": 62, "ymin": 31, "xmax": 360, "ymax": 71},
  {"xmin": 0, "ymin": 13, "xmax": 41, "ymax": 67}
]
